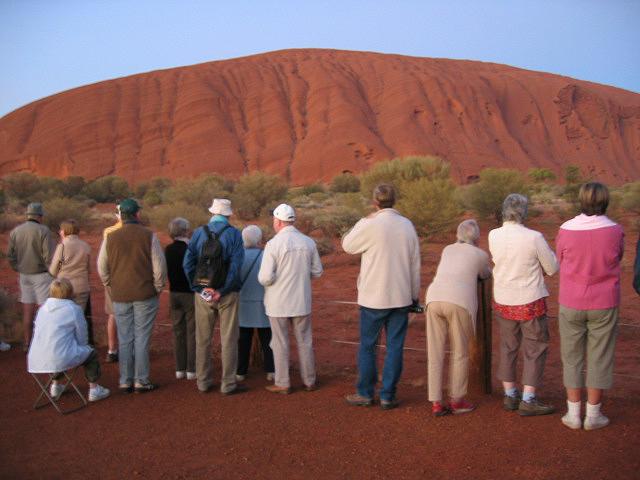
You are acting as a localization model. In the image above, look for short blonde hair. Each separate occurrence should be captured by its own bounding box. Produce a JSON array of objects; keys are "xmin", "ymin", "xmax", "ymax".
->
[
  {"xmin": 60, "ymin": 219, "xmax": 79, "ymax": 236},
  {"xmin": 49, "ymin": 278, "xmax": 74, "ymax": 300}
]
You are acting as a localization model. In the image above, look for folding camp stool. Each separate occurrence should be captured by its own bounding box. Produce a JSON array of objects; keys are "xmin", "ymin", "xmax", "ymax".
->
[{"xmin": 31, "ymin": 366, "xmax": 88, "ymax": 414}]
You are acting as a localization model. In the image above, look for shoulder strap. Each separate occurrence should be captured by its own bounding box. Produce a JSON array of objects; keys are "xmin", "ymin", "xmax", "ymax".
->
[
  {"xmin": 240, "ymin": 250, "xmax": 262, "ymax": 288},
  {"xmin": 202, "ymin": 224, "xmax": 213, "ymax": 239}
]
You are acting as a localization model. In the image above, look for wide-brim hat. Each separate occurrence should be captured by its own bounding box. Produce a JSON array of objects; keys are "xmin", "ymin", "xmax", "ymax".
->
[
  {"xmin": 26, "ymin": 202, "xmax": 44, "ymax": 216},
  {"xmin": 209, "ymin": 198, "xmax": 233, "ymax": 216}
]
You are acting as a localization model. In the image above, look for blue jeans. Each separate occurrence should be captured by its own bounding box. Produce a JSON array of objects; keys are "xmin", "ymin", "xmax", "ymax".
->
[
  {"xmin": 113, "ymin": 295, "xmax": 159, "ymax": 386},
  {"xmin": 357, "ymin": 306, "xmax": 409, "ymax": 402}
]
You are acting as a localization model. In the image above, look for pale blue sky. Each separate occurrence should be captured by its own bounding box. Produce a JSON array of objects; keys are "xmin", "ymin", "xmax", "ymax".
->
[{"xmin": 1, "ymin": 0, "xmax": 639, "ymax": 117}]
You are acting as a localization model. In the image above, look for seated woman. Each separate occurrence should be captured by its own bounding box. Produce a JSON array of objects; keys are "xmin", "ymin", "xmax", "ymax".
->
[
  {"xmin": 425, "ymin": 219, "xmax": 492, "ymax": 416},
  {"xmin": 236, "ymin": 225, "xmax": 275, "ymax": 382},
  {"xmin": 27, "ymin": 278, "xmax": 110, "ymax": 402}
]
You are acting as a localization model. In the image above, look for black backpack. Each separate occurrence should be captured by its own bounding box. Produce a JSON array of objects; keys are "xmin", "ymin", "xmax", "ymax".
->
[{"xmin": 194, "ymin": 224, "xmax": 230, "ymax": 288}]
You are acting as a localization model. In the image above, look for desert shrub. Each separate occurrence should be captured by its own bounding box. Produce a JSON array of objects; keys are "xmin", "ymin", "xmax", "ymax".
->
[
  {"xmin": 146, "ymin": 201, "xmax": 211, "ymax": 233},
  {"xmin": 562, "ymin": 165, "xmax": 585, "ymax": 213},
  {"xmin": 528, "ymin": 168, "xmax": 556, "ymax": 183},
  {"xmin": 315, "ymin": 237, "xmax": 335, "ymax": 256},
  {"xmin": 0, "ymin": 189, "xmax": 5, "ymax": 211},
  {"xmin": 330, "ymin": 173, "xmax": 361, "ymax": 193},
  {"xmin": 2, "ymin": 172, "xmax": 42, "ymax": 202},
  {"xmin": 42, "ymin": 197, "xmax": 94, "ymax": 232},
  {"xmin": 360, "ymin": 156, "xmax": 450, "ymax": 198},
  {"xmin": 0, "ymin": 212, "xmax": 21, "ymax": 233},
  {"xmin": 618, "ymin": 181, "xmax": 640, "ymax": 214},
  {"xmin": 135, "ymin": 177, "xmax": 173, "ymax": 199},
  {"xmin": 143, "ymin": 191, "xmax": 163, "ymax": 208},
  {"xmin": 61, "ymin": 176, "xmax": 86, "ymax": 198},
  {"xmin": 299, "ymin": 183, "xmax": 326, "ymax": 196},
  {"xmin": 232, "ymin": 172, "xmax": 288, "ymax": 220},
  {"xmin": 312, "ymin": 206, "xmax": 362, "ymax": 237},
  {"xmin": 82, "ymin": 176, "xmax": 130, "ymax": 203},
  {"xmin": 164, "ymin": 174, "xmax": 232, "ymax": 210},
  {"xmin": 333, "ymin": 192, "xmax": 367, "ymax": 214},
  {"xmin": 462, "ymin": 168, "xmax": 529, "ymax": 223},
  {"xmin": 397, "ymin": 178, "xmax": 463, "ymax": 236}
]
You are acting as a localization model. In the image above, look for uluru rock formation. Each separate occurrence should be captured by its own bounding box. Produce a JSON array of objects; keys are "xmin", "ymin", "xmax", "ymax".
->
[{"xmin": 1, "ymin": 49, "xmax": 639, "ymax": 184}]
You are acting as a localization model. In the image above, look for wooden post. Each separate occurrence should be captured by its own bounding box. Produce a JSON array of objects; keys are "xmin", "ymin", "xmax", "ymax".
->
[{"xmin": 468, "ymin": 277, "xmax": 493, "ymax": 395}]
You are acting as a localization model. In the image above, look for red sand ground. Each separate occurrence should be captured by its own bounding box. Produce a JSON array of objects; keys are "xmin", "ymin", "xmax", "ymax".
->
[{"xmin": 0, "ymin": 217, "xmax": 639, "ymax": 479}]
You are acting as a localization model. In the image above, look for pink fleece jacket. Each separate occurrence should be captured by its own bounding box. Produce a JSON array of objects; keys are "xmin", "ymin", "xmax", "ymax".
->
[{"xmin": 556, "ymin": 214, "xmax": 624, "ymax": 310}]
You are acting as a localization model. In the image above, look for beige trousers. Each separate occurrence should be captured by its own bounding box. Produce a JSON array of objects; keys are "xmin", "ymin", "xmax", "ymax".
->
[
  {"xmin": 195, "ymin": 292, "xmax": 239, "ymax": 393},
  {"xmin": 426, "ymin": 301, "xmax": 474, "ymax": 402},
  {"xmin": 269, "ymin": 315, "xmax": 316, "ymax": 388}
]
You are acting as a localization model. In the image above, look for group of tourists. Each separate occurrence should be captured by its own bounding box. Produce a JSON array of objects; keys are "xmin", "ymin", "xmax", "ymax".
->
[{"xmin": 6, "ymin": 179, "xmax": 640, "ymax": 432}]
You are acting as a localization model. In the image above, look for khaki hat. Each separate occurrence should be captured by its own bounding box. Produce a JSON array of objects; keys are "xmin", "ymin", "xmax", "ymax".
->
[
  {"xmin": 209, "ymin": 198, "xmax": 233, "ymax": 216},
  {"xmin": 26, "ymin": 202, "xmax": 44, "ymax": 216}
]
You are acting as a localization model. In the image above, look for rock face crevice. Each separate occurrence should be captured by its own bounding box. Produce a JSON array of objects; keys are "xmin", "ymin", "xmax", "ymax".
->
[{"xmin": 1, "ymin": 49, "xmax": 638, "ymax": 184}]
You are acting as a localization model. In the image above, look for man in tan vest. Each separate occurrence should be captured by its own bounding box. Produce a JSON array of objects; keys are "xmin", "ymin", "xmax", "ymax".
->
[{"xmin": 97, "ymin": 198, "xmax": 167, "ymax": 393}]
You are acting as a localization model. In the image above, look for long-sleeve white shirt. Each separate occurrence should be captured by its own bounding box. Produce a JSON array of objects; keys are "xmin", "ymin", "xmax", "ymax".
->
[
  {"xmin": 342, "ymin": 208, "xmax": 421, "ymax": 309},
  {"xmin": 258, "ymin": 226, "xmax": 323, "ymax": 317},
  {"xmin": 488, "ymin": 221, "xmax": 558, "ymax": 305}
]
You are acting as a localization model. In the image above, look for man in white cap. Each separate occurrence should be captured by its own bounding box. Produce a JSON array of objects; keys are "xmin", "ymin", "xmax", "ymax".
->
[
  {"xmin": 7, "ymin": 202, "xmax": 55, "ymax": 350},
  {"xmin": 258, "ymin": 203, "xmax": 323, "ymax": 394},
  {"xmin": 183, "ymin": 198, "xmax": 246, "ymax": 395}
]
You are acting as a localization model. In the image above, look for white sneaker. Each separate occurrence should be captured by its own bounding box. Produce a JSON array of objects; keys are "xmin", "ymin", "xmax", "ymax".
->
[
  {"xmin": 584, "ymin": 413, "xmax": 610, "ymax": 431},
  {"xmin": 561, "ymin": 413, "xmax": 582, "ymax": 430},
  {"xmin": 88, "ymin": 385, "xmax": 111, "ymax": 402},
  {"xmin": 176, "ymin": 371, "xmax": 186, "ymax": 379},
  {"xmin": 186, "ymin": 372, "xmax": 196, "ymax": 380},
  {"xmin": 236, "ymin": 374, "xmax": 246, "ymax": 382},
  {"xmin": 0, "ymin": 341, "xmax": 11, "ymax": 352},
  {"xmin": 50, "ymin": 382, "xmax": 65, "ymax": 399},
  {"xmin": 266, "ymin": 372, "xmax": 275, "ymax": 381}
]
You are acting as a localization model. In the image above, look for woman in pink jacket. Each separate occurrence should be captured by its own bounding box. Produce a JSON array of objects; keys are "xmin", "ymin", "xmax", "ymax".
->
[{"xmin": 556, "ymin": 182, "xmax": 624, "ymax": 431}]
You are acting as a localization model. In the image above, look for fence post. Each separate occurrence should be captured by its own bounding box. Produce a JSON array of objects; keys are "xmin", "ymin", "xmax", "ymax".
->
[{"xmin": 469, "ymin": 277, "xmax": 493, "ymax": 394}]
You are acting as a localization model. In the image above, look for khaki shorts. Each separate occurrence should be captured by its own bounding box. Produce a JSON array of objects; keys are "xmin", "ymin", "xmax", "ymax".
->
[
  {"xmin": 19, "ymin": 272, "xmax": 53, "ymax": 305},
  {"xmin": 104, "ymin": 286, "xmax": 114, "ymax": 315}
]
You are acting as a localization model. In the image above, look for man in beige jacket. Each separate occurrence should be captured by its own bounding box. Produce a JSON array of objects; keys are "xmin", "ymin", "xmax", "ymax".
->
[{"xmin": 342, "ymin": 184, "xmax": 421, "ymax": 409}]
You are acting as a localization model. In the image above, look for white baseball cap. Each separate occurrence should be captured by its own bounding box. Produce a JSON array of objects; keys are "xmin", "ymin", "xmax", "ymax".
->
[{"xmin": 273, "ymin": 203, "xmax": 296, "ymax": 222}]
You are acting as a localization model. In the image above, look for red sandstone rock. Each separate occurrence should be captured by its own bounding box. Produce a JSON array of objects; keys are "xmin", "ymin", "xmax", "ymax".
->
[{"xmin": 1, "ymin": 49, "xmax": 638, "ymax": 184}]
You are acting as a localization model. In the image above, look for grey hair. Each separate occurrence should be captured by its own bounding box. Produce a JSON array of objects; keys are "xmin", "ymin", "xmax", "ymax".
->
[
  {"xmin": 242, "ymin": 225, "xmax": 263, "ymax": 248},
  {"xmin": 456, "ymin": 219, "xmax": 480, "ymax": 244},
  {"xmin": 502, "ymin": 194, "xmax": 529, "ymax": 223},
  {"xmin": 168, "ymin": 217, "xmax": 190, "ymax": 239}
]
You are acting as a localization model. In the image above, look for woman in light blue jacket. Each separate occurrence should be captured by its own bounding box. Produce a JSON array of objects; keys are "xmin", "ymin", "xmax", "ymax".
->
[{"xmin": 236, "ymin": 226, "xmax": 274, "ymax": 381}]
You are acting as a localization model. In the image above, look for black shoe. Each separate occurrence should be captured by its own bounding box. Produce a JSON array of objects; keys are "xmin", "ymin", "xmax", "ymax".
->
[
  {"xmin": 134, "ymin": 382, "xmax": 158, "ymax": 394},
  {"xmin": 380, "ymin": 398, "xmax": 400, "ymax": 410},
  {"xmin": 119, "ymin": 384, "xmax": 133, "ymax": 394},
  {"xmin": 105, "ymin": 352, "xmax": 119, "ymax": 363}
]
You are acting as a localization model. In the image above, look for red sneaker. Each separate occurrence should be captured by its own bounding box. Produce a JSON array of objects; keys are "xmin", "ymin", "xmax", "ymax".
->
[
  {"xmin": 432, "ymin": 401, "xmax": 451, "ymax": 417},
  {"xmin": 450, "ymin": 399, "xmax": 476, "ymax": 415}
]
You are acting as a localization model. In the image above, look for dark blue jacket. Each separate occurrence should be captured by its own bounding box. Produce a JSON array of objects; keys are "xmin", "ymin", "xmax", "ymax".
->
[{"xmin": 183, "ymin": 219, "xmax": 244, "ymax": 296}]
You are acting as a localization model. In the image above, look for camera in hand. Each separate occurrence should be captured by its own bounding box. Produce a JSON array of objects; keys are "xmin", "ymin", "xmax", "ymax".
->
[{"xmin": 408, "ymin": 301, "xmax": 425, "ymax": 314}]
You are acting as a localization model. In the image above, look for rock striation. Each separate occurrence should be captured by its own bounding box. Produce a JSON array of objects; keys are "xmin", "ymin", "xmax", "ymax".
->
[{"xmin": 1, "ymin": 49, "xmax": 639, "ymax": 184}]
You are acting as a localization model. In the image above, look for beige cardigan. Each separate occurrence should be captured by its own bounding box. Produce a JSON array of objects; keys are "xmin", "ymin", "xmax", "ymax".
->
[
  {"xmin": 488, "ymin": 221, "xmax": 558, "ymax": 305},
  {"xmin": 342, "ymin": 209, "xmax": 421, "ymax": 309},
  {"xmin": 425, "ymin": 242, "xmax": 492, "ymax": 328},
  {"xmin": 49, "ymin": 235, "xmax": 91, "ymax": 294}
]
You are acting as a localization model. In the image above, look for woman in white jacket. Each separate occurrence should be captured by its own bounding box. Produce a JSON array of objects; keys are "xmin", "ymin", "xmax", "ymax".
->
[{"xmin": 27, "ymin": 279, "xmax": 110, "ymax": 402}]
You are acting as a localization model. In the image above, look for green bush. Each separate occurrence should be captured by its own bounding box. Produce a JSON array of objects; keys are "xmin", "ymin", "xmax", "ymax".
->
[
  {"xmin": 299, "ymin": 183, "xmax": 326, "ymax": 196},
  {"xmin": 315, "ymin": 237, "xmax": 335, "ymax": 256},
  {"xmin": 397, "ymin": 178, "xmax": 463, "ymax": 236},
  {"xmin": 463, "ymin": 168, "xmax": 529, "ymax": 223},
  {"xmin": 330, "ymin": 173, "xmax": 361, "ymax": 193},
  {"xmin": 359, "ymin": 155, "xmax": 450, "ymax": 198},
  {"xmin": 82, "ymin": 176, "xmax": 131, "ymax": 203},
  {"xmin": 231, "ymin": 172, "xmax": 288, "ymax": 220},
  {"xmin": 562, "ymin": 165, "xmax": 585, "ymax": 213},
  {"xmin": 2, "ymin": 172, "xmax": 42, "ymax": 202},
  {"xmin": 618, "ymin": 181, "xmax": 640, "ymax": 214},
  {"xmin": 146, "ymin": 201, "xmax": 211, "ymax": 233},
  {"xmin": 312, "ymin": 206, "xmax": 362, "ymax": 237},
  {"xmin": 61, "ymin": 176, "xmax": 86, "ymax": 198},
  {"xmin": 135, "ymin": 177, "xmax": 173, "ymax": 200},
  {"xmin": 164, "ymin": 174, "xmax": 232, "ymax": 210},
  {"xmin": 528, "ymin": 168, "xmax": 556, "ymax": 183},
  {"xmin": 42, "ymin": 197, "xmax": 94, "ymax": 232}
]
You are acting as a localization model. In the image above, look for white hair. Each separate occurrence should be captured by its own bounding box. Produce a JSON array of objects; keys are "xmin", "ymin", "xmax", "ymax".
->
[
  {"xmin": 502, "ymin": 193, "xmax": 528, "ymax": 223},
  {"xmin": 242, "ymin": 225, "xmax": 263, "ymax": 248},
  {"xmin": 456, "ymin": 219, "xmax": 480, "ymax": 244}
]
